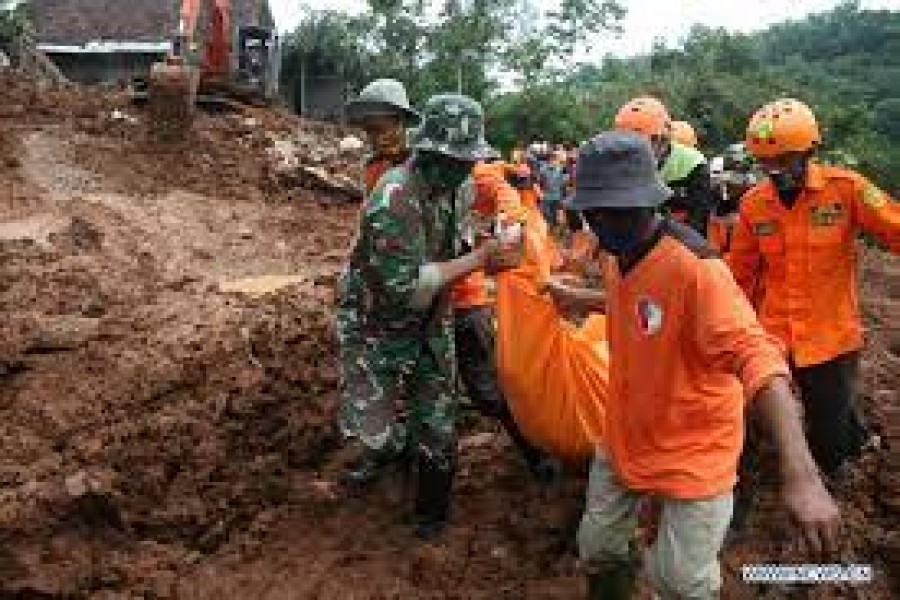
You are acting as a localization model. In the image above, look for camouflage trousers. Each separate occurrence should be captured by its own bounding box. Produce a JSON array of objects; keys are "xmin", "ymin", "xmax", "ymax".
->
[{"xmin": 338, "ymin": 330, "xmax": 459, "ymax": 465}]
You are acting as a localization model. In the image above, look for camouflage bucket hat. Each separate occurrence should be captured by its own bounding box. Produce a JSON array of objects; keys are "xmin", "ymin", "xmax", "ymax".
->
[
  {"xmin": 410, "ymin": 94, "xmax": 498, "ymax": 162},
  {"xmin": 346, "ymin": 79, "xmax": 421, "ymax": 127}
]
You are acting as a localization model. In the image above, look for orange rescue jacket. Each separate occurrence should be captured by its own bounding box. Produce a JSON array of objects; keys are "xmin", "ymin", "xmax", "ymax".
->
[{"xmin": 727, "ymin": 163, "xmax": 900, "ymax": 367}]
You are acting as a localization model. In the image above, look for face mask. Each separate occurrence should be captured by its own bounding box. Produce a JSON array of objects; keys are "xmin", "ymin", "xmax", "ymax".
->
[
  {"xmin": 506, "ymin": 174, "xmax": 530, "ymax": 189},
  {"xmin": 590, "ymin": 224, "xmax": 646, "ymax": 255},
  {"xmin": 585, "ymin": 210, "xmax": 656, "ymax": 256},
  {"xmin": 768, "ymin": 170, "xmax": 800, "ymax": 195},
  {"xmin": 417, "ymin": 154, "xmax": 471, "ymax": 190},
  {"xmin": 765, "ymin": 156, "xmax": 808, "ymax": 207}
]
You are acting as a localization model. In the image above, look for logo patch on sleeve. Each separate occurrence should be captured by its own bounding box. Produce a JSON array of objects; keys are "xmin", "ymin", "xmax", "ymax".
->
[{"xmin": 636, "ymin": 297, "xmax": 664, "ymax": 336}]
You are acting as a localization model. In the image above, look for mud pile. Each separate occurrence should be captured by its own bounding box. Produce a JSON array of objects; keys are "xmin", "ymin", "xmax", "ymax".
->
[{"xmin": 0, "ymin": 76, "xmax": 361, "ymax": 595}]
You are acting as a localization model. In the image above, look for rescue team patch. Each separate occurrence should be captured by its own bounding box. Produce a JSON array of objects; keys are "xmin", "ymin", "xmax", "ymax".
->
[
  {"xmin": 863, "ymin": 185, "xmax": 887, "ymax": 209},
  {"xmin": 636, "ymin": 297, "xmax": 664, "ymax": 336},
  {"xmin": 809, "ymin": 203, "xmax": 845, "ymax": 227},
  {"xmin": 751, "ymin": 221, "xmax": 778, "ymax": 237}
]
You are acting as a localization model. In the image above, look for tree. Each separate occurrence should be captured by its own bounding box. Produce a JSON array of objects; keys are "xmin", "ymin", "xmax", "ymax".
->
[
  {"xmin": 502, "ymin": 0, "xmax": 624, "ymax": 88},
  {"xmin": 873, "ymin": 98, "xmax": 900, "ymax": 141},
  {"xmin": 0, "ymin": 0, "xmax": 30, "ymax": 57}
]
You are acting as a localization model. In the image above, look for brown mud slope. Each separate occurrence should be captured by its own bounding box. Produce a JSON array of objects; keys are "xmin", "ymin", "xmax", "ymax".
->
[{"xmin": 1, "ymin": 76, "xmax": 898, "ymax": 599}]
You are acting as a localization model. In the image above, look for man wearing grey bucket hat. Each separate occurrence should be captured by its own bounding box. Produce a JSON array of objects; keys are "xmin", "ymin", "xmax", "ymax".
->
[
  {"xmin": 547, "ymin": 131, "xmax": 840, "ymax": 599},
  {"xmin": 346, "ymin": 79, "xmax": 421, "ymax": 194}
]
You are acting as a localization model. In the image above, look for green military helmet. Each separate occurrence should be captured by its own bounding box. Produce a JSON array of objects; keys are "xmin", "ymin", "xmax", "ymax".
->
[
  {"xmin": 410, "ymin": 94, "xmax": 498, "ymax": 162},
  {"xmin": 346, "ymin": 79, "xmax": 421, "ymax": 127}
]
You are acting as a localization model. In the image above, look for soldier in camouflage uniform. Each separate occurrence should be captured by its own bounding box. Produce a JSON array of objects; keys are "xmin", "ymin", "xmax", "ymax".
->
[{"xmin": 335, "ymin": 94, "xmax": 515, "ymax": 538}]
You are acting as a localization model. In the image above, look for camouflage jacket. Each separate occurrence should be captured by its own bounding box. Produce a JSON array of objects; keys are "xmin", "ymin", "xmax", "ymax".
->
[{"xmin": 337, "ymin": 164, "xmax": 473, "ymax": 341}]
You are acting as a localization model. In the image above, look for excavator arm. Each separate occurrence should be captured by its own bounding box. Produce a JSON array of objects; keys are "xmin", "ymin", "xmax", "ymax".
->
[{"xmin": 148, "ymin": 0, "xmax": 232, "ymax": 138}]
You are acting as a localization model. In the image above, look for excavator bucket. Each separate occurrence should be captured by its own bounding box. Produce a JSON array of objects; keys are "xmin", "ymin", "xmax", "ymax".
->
[{"xmin": 147, "ymin": 61, "xmax": 200, "ymax": 139}]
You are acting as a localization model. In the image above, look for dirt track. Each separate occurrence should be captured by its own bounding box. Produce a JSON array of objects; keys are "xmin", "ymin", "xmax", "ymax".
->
[{"xmin": 0, "ymin": 75, "xmax": 898, "ymax": 598}]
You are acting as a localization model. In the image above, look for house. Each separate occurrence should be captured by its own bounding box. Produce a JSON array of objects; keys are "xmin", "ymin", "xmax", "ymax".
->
[
  {"xmin": 28, "ymin": 0, "xmax": 274, "ymax": 85},
  {"xmin": 282, "ymin": 52, "xmax": 351, "ymax": 123}
]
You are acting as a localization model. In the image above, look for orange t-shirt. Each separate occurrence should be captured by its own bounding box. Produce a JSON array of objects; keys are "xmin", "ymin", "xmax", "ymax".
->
[
  {"xmin": 727, "ymin": 164, "xmax": 900, "ymax": 367},
  {"xmin": 603, "ymin": 220, "xmax": 788, "ymax": 499}
]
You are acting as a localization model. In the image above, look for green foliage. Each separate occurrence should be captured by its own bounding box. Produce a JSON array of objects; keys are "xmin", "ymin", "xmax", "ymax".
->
[
  {"xmin": 873, "ymin": 99, "xmax": 900, "ymax": 141},
  {"xmin": 486, "ymin": 85, "xmax": 593, "ymax": 150},
  {"xmin": 0, "ymin": 0, "xmax": 30, "ymax": 55},
  {"xmin": 280, "ymin": 1, "xmax": 900, "ymax": 193},
  {"xmin": 537, "ymin": 3, "xmax": 900, "ymax": 192},
  {"xmin": 281, "ymin": 0, "xmax": 625, "ymax": 105}
]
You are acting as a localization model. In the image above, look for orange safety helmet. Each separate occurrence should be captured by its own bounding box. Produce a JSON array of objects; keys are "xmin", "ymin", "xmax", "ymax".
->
[
  {"xmin": 671, "ymin": 121, "xmax": 698, "ymax": 147},
  {"xmin": 746, "ymin": 99, "xmax": 820, "ymax": 159},
  {"xmin": 614, "ymin": 97, "xmax": 671, "ymax": 138}
]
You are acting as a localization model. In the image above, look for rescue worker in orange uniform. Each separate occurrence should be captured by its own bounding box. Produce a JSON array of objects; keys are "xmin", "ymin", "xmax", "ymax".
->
[
  {"xmin": 452, "ymin": 161, "xmax": 560, "ymax": 481},
  {"xmin": 346, "ymin": 79, "xmax": 421, "ymax": 194},
  {"xmin": 728, "ymin": 99, "xmax": 900, "ymax": 479},
  {"xmin": 545, "ymin": 131, "xmax": 840, "ymax": 599},
  {"xmin": 504, "ymin": 162, "xmax": 542, "ymax": 212},
  {"xmin": 614, "ymin": 98, "xmax": 716, "ymax": 237}
]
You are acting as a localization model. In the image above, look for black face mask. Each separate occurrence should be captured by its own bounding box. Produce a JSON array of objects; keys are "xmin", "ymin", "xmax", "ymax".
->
[
  {"xmin": 506, "ymin": 174, "xmax": 530, "ymax": 189},
  {"xmin": 766, "ymin": 157, "xmax": 808, "ymax": 209},
  {"xmin": 583, "ymin": 208, "xmax": 658, "ymax": 257},
  {"xmin": 417, "ymin": 153, "xmax": 471, "ymax": 190}
]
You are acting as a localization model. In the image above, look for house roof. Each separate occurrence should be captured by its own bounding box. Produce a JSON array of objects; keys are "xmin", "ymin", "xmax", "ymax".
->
[{"xmin": 29, "ymin": 0, "xmax": 274, "ymax": 46}]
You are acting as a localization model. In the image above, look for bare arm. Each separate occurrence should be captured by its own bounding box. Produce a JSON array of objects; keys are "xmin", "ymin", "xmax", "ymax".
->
[
  {"xmin": 754, "ymin": 375, "xmax": 841, "ymax": 555},
  {"xmin": 543, "ymin": 275, "xmax": 606, "ymax": 314},
  {"xmin": 410, "ymin": 238, "xmax": 519, "ymax": 309}
]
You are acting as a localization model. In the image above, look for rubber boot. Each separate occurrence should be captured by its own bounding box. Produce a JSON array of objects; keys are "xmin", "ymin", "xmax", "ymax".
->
[
  {"xmin": 587, "ymin": 563, "xmax": 638, "ymax": 600},
  {"xmin": 340, "ymin": 447, "xmax": 400, "ymax": 488},
  {"xmin": 414, "ymin": 452, "xmax": 455, "ymax": 540}
]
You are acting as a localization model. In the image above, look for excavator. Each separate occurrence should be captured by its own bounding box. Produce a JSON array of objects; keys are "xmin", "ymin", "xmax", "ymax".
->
[{"xmin": 136, "ymin": 0, "xmax": 281, "ymax": 137}]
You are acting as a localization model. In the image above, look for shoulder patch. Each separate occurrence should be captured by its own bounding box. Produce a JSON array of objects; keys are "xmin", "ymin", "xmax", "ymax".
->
[
  {"xmin": 862, "ymin": 184, "xmax": 888, "ymax": 209},
  {"xmin": 663, "ymin": 218, "xmax": 719, "ymax": 259}
]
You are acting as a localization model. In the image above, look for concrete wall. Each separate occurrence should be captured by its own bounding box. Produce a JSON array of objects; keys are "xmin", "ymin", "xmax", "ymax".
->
[{"xmin": 46, "ymin": 52, "xmax": 162, "ymax": 85}]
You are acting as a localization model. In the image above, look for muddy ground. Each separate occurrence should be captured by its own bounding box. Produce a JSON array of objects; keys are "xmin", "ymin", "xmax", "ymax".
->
[{"xmin": 0, "ymin": 75, "xmax": 898, "ymax": 599}]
